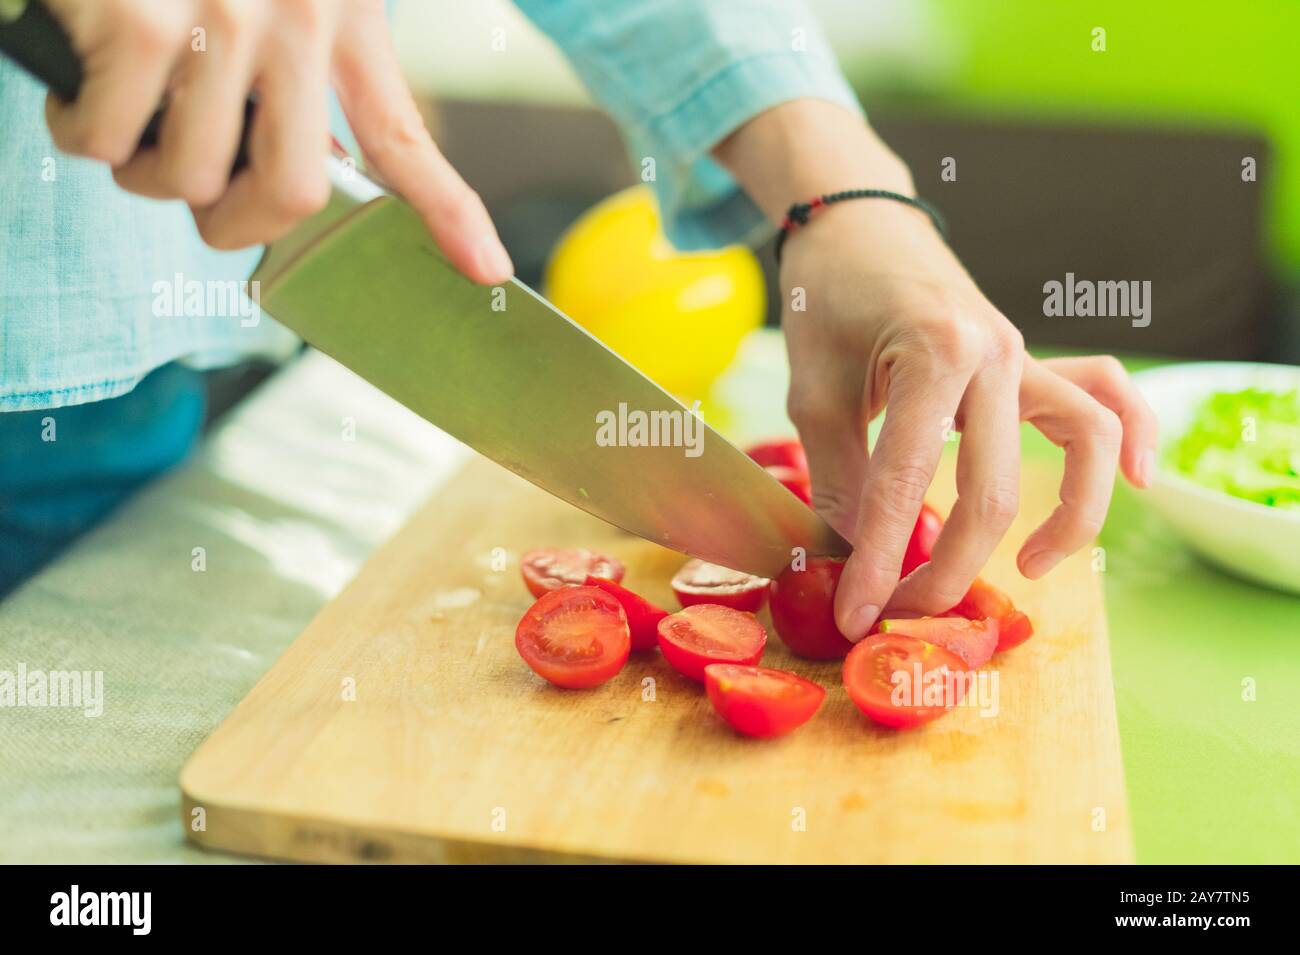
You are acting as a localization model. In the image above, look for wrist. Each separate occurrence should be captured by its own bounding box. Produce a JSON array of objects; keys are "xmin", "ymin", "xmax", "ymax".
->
[
  {"xmin": 778, "ymin": 199, "xmax": 972, "ymax": 291},
  {"xmin": 713, "ymin": 99, "xmax": 915, "ymax": 224}
]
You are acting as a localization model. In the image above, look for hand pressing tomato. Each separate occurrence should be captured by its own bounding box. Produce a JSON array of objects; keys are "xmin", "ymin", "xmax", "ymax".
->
[
  {"xmin": 515, "ymin": 586, "xmax": 630, "ymax": 688},
  {"xmin": 657, "ymin": 604, "xmax": 766, "ymax": 682},
  {"xmin": 768, "ymin": 557, "xmax": 852, "ymax": 660},
  {"xmin": 584, "ymin": 575, "xmax": 667, "ymax": 652},
  {"xmin": 671, "ymin": 558, "xmax": 769, "ymax": 612},
  {"xmin": 876, "ymin": 616, "xmax": 997, "ymax": 668},
  {"xmin": 900, "ymin": 503, "xmax": 943, "ymax": 578},
  {"xmin": 520, "ymin": 547, "xmax": 624, "ymax": 598},
  {"xmin": 843, "ymin": 633, "xmax": 968, "ymax": 730},
  {"xmin": 946, "ymin": 578, "xmax": 1034, "ymax": 651},
  {"xmin": 704, "ymin": 664, "xmax": 824, "ymax": 738}
]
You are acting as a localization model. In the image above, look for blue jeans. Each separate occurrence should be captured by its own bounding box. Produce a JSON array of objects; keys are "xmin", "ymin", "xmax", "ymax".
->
[{"xmin": 0, "ymin": 363, "xmax": 205, "ymax": 597}]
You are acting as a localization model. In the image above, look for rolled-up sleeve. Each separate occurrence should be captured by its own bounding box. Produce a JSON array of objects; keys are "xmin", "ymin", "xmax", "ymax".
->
[{"xmin": 514, "ymin": 0, "xmax": 863, "ymax": 250}]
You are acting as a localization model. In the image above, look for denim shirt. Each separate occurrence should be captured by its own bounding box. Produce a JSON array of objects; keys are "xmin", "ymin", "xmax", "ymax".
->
[{"xmin": 0, "ymin": 0, "xmax": 860, "ymax": 412}]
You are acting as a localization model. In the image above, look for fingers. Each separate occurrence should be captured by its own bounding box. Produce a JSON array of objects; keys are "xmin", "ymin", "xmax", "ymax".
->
[
  {"xmin": 113, "ymin": 7, "xmax": 260, "ymax": 204},
  {"xmin": 892, "ymin": 353, "xmax": 1023, "ymax": 614},
  {"xmin": 784, "ymin": 328, "xmax": 869, "ymax": 540},
  {"xmin": 44, "ymin": 3, "xmax": 183, "ymax": 167},
  {"xmin": 1017, "ymin": 359, "xmax": 1123, "ymax": 578},
  {"xmin": 833, "ymin": 354, "xmax": 970, "ymax": 642},
  {"xmin": 1039, "ymin": 355, "xmax": 1158, "ymax": 488},
  {"xmin": 190, "ymin": 21, "xmax": 333, "ymax": 249},
  {"xmin": 332, "ymin": 12, "xmax": 512, "ymax": 285}
]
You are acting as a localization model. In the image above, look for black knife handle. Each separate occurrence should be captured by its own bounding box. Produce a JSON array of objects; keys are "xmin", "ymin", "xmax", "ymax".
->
[{"xmin": 0, "ymin": 0, "xmax": 253, "ymax": 174}]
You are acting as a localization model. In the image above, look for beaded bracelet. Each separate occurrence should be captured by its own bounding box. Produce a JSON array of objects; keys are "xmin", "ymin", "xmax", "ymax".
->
[{"xmin": 773, "ymin": 189, "xmax": 947, "ymax": 264}]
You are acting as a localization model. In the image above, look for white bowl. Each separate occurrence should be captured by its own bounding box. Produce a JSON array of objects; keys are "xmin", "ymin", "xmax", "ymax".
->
[{"xmin": 1132, "ymin": 361, "xmax": 1300, "ymax": 594}]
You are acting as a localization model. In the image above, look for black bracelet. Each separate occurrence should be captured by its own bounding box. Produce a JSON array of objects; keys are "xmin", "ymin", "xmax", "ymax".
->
[{"xmin": 773, "ymin": 189, "xmax": 947, "ymax": 264}]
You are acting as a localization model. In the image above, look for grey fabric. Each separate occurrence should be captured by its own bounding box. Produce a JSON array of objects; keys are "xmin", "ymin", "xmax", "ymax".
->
[{"xmin": 0, "ymin": 351, "xmax": 468, "ymax": 863}]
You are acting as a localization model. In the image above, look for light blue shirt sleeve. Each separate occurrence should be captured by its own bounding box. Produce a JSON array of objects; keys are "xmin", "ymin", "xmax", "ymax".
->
[{"xmin": 514, "ymin": 0, "xmax": 864, "ymax": 250}]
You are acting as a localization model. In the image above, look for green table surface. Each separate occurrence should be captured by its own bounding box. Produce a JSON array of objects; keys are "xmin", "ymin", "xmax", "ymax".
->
[{"xmin": 1083, "ymin": 358, "xmax": 1300, "ymax": 864}]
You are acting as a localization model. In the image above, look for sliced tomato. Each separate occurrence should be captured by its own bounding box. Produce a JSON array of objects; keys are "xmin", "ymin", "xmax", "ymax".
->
[
  {"xmin": 520, "ymin": 547, "xmax": 625, "ymax": 598},
  {"xmin": 947, "ymin": 577, "xmax": 1035, "ymax": 651},
  {"xmin": 901, "ymin": 502, "xmax": 944, "ymax": 578},
  {"xmin": 515, "ymin": 586, "xmax": 630, "ymax": 689},
  {"xmin": 768, "ymin": 557, "xmax": 852, "ymax": 660},
  {"xmin": 704, "ymin": 664, "xmax": 825, "ymax": 738},
  {"xmin": 877, "ymin": 616, "xmax": 998, "ymax": 668},
  {"xmin": 997, "ymin": 611, "xmax": 1035, "ymax": 651},
  {"xmin": 745, "ymin": 437, "xmax": 808, "ymax": 473},
  {"xmin": 671, "ymin": 558, "xmax": 770, "ymax": 612},
  {"xmin": 765, "ymin": 464, "xmax": 812, "ymax": 504},
  {"xmin": 584, "ymin": 575, "xmax": 666, "ymax": 652},
  {"xmin": 656, "ymin": 604, "xmax": 767, "ymax": 683},
  {"xmin": 843, "ymin": 633, "xmax": 968, "ymax": 730}
]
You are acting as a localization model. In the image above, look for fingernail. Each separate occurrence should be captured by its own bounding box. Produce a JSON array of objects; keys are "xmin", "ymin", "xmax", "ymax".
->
[
  {"xmin": 475, "ymin": 238, "xmax": 514, "ymax": 283},
  {"xmin": 846, "ymin": 604, "xmax": 880, "ymax": 642},
  {"xmin": 1021, "ymin": 549, "xmax": 1065, "ymax": 579},
  {"xmin": 1138, "ymin": 449, "xmax": 1155, "ymax": 487}
]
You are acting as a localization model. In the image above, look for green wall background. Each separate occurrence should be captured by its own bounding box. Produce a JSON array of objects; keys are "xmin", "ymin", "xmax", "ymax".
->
[{"xmin": 847, "ymin": 0, "xmax": 1298, "ymax": 272}]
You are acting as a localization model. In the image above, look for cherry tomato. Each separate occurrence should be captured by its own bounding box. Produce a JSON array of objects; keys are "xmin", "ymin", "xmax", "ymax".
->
[
  {"xmin": 656, "ymin": 604, "xmax": 767, "ymax": 683},
  {"xmin": 765, "ymin": 465, "xmax": 812, "ymax": 504},
  {"xmin": 671, "ymin": 558, "xmax": 770, "ymax": 612},
  {"xmin": 768, "ymin": 557, "xmax": 852, "ymax": 660},
  {"xmin": 520, "ymin": 547, "xmax": 625, "ymax": 598},
  {"xmin": 515, "ymin": 586, "xmax": 630, "ymax": 688},
  {"xmin": 704, "ymin": 664, "xmax": 825, "ymax": 738},
  {"xmin": 843, "ymin": 633, "xmax": 968, "ymax": 730},
  {"xmin": 901, "ymin": 502, "xmax": 944, "ymax": 578},
  {"xmin": 877, "ymin": 616, "xmax": 998, "ymax": 668},
  {"xmin": 744, "ymin": 438, "xmax": 808, "ymax": 473},
  {"xmin": 584, "ymin": 575, "xmax": 666, "ymax": 652},
  {"xmin": 947, "ymin": 577, "xmax": 1035, "ymax": 652}
]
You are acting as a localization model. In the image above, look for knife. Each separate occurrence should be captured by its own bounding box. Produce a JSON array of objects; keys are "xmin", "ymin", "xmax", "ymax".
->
[{"xmin": 0, "ymin": 0, "xmax": 850, "ymax": 578}]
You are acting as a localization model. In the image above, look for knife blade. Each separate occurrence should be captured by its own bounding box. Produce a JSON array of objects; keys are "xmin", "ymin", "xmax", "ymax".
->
[{"xmin": 253, "ymin": 160, "xmax": 849, "ymax": 577}]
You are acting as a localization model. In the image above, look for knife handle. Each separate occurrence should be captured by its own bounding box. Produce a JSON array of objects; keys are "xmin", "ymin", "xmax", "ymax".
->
[{"xmin": 0, "ymin": 0, "xmax": 253, "ymax": 175}]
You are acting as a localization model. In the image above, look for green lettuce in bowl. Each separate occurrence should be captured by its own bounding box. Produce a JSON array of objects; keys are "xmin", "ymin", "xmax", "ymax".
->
[
  {"xmin": 1167, "ymin": 387, "xmax": 1300, "ymax": 510},
  {"xmin": 1134, "ymin": 362, "xmax": 1300, "ymax": 595}
]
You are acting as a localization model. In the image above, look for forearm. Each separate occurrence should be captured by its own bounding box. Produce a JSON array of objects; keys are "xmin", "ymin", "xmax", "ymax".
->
[{"xmin": 711, "ymin": 99, "xmax": 915, "ymax": 225}]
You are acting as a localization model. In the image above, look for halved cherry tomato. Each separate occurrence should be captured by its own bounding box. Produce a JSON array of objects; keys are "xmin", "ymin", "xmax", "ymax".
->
[
  {"xmin": 765, "ymin": 464, "xmax": 812, "ymax": 504},
  {"xmin": 515, "ymin": 586, "xmax": 630, "ymax": 689},
  {"xmin": 704, "ymin": 664, "xmax": 825, "ymax": 738},
  {"xmin": 768, "ymin": 557, "xmax": 852, "ymax": 660},
  {"xmin": 745, "ymin": 438, "xmax": 808, "ymax": 474},
  {"xmin": 671, "ymin": 558, "xmax": 770, "ymax": 612},
  {"xmin": 843, "ymin": 633, "xmax": 968, "ymax": 730},
  {"xmin": 877, "ymin": 616, "xmax": 998, "ymax": 668},
  {"xmin": 947, "ymin": 577, "xmax": 1035, "ymax": 652},
  {"xmin": 656, "ymin": 604, "xmax": 767, "ymax": 682},
  {"xmin": 901, "ymin": 502, "xmax": 944, "ymax": 578},
  {"xmin": 520, "ymin": 547, "xmax": 625, "ymax": 598},
  {"xmin": 584, "ymin": 575, "xmax": 666, "ymax": 652},
  {"xmin": 997, "ymin": 611, "xmax": 1034, "ymax": 651}
]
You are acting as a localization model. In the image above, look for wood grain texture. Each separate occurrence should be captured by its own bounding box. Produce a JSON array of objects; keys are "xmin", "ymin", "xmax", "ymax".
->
[{"xmin": 181, "ymin": 454, "xmax": 1133, "ymax": 864}]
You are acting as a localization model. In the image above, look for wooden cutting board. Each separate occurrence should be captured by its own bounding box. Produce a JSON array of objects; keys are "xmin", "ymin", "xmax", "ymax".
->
[{"xmin": 181, "ymin": 453, "xmax": 1133, "ymax": 864}]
